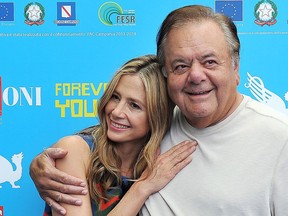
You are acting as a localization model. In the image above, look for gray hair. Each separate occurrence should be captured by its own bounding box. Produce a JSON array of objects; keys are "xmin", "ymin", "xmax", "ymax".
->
[{"xmin": 156, "ymin": 5, "xmax": 240, "ymax": 67}]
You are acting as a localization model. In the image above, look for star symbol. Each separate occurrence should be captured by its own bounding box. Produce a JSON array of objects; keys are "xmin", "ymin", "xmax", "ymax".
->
[
  {"xmin": 28, "ymin": 5, "xmax": 41, "ymax": 20},
  {"xmin": 0, "ymin": 4, "xmax": 9, "ymax": 20},
  {"xmin": 259, "ymin": 4, "xmax": 272, "ymax": 18},
  {"xmin": 220, "ymin": 3, "xmax": 237, "ymax": 19}
]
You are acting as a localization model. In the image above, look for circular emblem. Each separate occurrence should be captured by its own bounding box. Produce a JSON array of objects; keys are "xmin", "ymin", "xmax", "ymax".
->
[
  {"xmin": 24, "ymin": 2, "xmax": 45, "ymax": 25},
  {"xmin": 98, "ymin": 2, "xmax": 123, "ymax": 26},
  {"xmin": 254, "ymin": 0, "xmax": 277, "ymax": 26}
]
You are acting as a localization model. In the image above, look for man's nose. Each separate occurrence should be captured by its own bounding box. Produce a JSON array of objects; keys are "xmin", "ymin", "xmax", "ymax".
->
[{"xmin": 187, "ymin": 62, "xmax": 206, "ymax": 84}]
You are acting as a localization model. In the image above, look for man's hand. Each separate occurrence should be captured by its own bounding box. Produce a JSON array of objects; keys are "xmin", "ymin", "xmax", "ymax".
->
[{"xmin": 29, "ymin": 148, "xmax": 88, "ymax": 215}]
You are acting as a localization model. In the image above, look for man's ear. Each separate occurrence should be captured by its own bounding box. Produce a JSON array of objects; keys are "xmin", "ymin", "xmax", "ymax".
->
[
  {"xmin": 233, "ymin": 60, "xmax": 240, "ymax": 85},
  {"xmin": 162, "ymin": 67, "xmax": 167, "ymax": 77}
]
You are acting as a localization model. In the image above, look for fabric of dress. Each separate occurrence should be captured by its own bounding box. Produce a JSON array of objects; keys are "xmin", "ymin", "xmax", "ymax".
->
[
  {"xmin": 140, "ymin": 95, "xmax": 288, "ymax": 216},
  {"xmin": 43, "ymin": 132, "xmax": 134, "ymax": 216}
]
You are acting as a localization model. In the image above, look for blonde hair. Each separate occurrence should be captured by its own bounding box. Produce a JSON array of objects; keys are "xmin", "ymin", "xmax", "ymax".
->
[{"xmin": 86, "ymin": 54, "xmax": 173, "ymax": 203}]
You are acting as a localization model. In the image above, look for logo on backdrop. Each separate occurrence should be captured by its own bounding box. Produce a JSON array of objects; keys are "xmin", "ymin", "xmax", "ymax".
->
[
  {"xmin": 0, "ymin": 77, "xmax": 42, "ymax": 123},
  {"xmin": 254, "ymin": 0, "xmax": 277, "ymax": 26},
  {"xmin": 245, "ymin": 72, "xmax": 288, "ymax": 115},
  {"xmin": 0, "ymin": 152, "xmax": 24, "ymax": 189},
  {"xmin": 55, "ymin": 2, "xmax": 79, "ymax": 26},
  {"xmin": 24, "ymin": 2, "xmax": 45, "ymax": 26},
  {"xmin": 215, "ymin": 0, "xmax": 243, "ymax": 21},
  {"xmin": 0, "ymin": 2, "xmax": 14, "ymax": 22},
  {"xmin": 98, "ymin": 2, "xmax": 136, "ymax": 26},
  {"xmin": 0, "ymin": 77, "xmax": 2, "ymax": 121},
  {"xmin": 55, "ymin": 82, "xmax": 109, "ymax": 118}
]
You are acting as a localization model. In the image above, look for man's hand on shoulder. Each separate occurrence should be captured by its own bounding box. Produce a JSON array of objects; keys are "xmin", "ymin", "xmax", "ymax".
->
[{"xmin": 29, "ymin": 147, "xmax": 88, "ymax": 215}]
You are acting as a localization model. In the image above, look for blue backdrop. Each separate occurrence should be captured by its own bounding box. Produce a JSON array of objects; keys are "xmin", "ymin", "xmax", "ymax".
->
[{"xmin": 1, "ymin": 0, "xmax": 287, "ymax": 215}]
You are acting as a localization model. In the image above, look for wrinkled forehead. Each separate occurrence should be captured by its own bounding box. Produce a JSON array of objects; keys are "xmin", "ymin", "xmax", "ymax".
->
[{"xmin": 165, "ymin": 20, "xmax": 232, "ymax": 58}]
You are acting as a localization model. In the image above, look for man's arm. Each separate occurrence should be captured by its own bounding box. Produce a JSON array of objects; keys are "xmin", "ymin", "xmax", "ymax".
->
[{"xmin": 29, "ymin": 147, "xmax": 88, "ymax": 215}]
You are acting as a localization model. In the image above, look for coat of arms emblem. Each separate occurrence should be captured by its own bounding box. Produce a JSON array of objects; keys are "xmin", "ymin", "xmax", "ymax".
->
[
  {"xmin": 24, "ymin": 2, "xmax": 45, "ymax": 26},
  {"xmin": 254, "ymin": 0, "xmax": 277, "ymax": 26}
]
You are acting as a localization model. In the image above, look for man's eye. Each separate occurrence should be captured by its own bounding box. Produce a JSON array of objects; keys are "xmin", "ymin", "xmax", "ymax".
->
[
  {"xmin": 205, "ymin": 60, "xmax": 217, "ymax": 67},
  {"xmin": 173, "ymin": 65, "xmax": 190, "ymax": 74}
]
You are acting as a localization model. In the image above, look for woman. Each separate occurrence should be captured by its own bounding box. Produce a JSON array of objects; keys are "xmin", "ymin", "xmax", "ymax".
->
[{"xmin": 44, "ymin": 55, "xmax": 197, "ymax": 216}]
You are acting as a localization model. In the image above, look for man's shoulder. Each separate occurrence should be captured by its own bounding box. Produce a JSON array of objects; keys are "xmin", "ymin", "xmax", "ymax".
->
[{"xmin": 243, "ymin": 95, "xmax": 288, "ymax": 125}]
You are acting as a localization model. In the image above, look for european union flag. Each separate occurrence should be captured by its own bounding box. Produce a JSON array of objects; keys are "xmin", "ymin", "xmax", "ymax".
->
[
  {"xmin": 215, "ymin": 0, "xmax": 243, "ymax": 21},
  {"xmin": 0, "ymin": 3, "xmax": 14, "ymax": 21}
]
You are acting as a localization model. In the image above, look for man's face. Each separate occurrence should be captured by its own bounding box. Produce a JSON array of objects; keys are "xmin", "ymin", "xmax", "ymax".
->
[{"xmin": 164, "ymin": 20, "xmax": 240, "ymax": 128}]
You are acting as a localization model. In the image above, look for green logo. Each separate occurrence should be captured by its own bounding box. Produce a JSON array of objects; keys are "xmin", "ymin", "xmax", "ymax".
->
[
  {"xmin": 98, "ymin": 2, "xmax": 123, "ymax": 26},
  {"xmin": 24, "ymin": 2, "xmax": 45, "ymax": 26},
  {"xmin": 254, "ymin": 0, "xmax": 277, "ymax": 26}
]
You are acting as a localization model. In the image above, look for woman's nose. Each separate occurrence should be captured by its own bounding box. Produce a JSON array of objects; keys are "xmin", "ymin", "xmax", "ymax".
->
[{"xmin": 111, "ymin": 102, "xmax": 126, "ymax": 118}]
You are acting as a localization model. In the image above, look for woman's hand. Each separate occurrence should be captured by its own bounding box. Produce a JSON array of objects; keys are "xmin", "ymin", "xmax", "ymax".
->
[
  {"xmin": 139, "ymin": 140, "xmax": 197, "ymax": 196},
  {"xmin": 108, "ymin": 140, "xmax": 197, "ymax": 216}
]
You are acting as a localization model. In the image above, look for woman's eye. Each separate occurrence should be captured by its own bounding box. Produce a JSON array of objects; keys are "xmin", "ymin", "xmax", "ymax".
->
[
  {"xmin": 111, "ymin": 94, "xmax": 120, "ymax": 101},
  {"xmin": 130, "ymin": 102, "xmax": 141, "ymax": 110}
]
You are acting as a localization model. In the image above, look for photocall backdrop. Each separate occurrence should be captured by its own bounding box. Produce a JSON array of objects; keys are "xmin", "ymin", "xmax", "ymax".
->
[{"xmin": 0, "ymin": 0, "xmax": 287, "ymax": 215}]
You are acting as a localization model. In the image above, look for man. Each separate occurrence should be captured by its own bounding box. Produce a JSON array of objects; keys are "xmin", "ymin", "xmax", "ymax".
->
[
  {"xmin": 30, "ymin": 5, "xmax": 288, "ymax": 215},
  {"xmin": 139, "ymin": 5, "xmax": 288, "ymax": 215}
]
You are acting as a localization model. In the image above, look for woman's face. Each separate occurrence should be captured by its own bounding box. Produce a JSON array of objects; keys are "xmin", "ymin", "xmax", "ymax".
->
[{"xmin": 105, "ymin": 74, "xmax": 150, "ymax": 146}]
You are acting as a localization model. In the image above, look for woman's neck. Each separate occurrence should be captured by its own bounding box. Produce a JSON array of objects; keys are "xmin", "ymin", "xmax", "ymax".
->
[{"xmin": 116, "ymin": 142, "xmax": 143, "ymax": 177}]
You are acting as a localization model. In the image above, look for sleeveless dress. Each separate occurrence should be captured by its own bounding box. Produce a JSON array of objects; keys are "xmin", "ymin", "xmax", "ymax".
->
[{"xmin": 43, "ymin": 132, "xmax": 134, "ymax": 216}]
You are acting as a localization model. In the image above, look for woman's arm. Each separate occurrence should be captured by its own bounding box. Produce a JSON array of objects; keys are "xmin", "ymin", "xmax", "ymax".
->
[
  {"xmin": 51, "ymin": 135, "xmax": 92, "ymax": 216},
  {"xmin": 29, "ymin": 148, "xmax": 87, "ymax": 215},
  {"xmin": 108, "ymin": 140, "xmax": 197, "ymax": 216}
]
